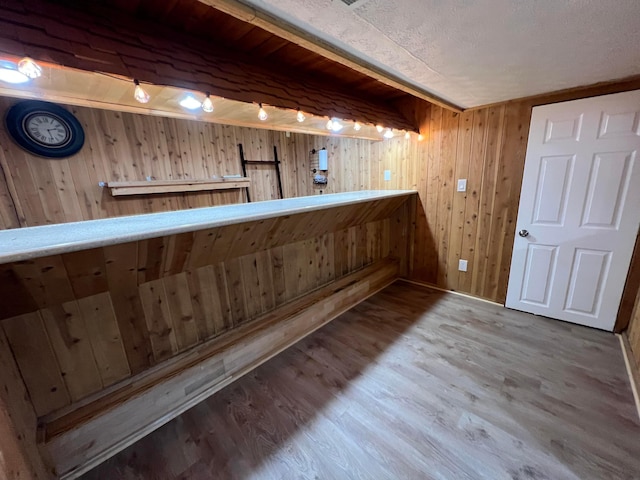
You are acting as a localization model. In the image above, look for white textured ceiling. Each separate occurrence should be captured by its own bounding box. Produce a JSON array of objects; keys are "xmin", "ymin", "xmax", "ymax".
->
[{"xmin": 242, "ymin": 0, "xmax": 640, "ymax": 108}]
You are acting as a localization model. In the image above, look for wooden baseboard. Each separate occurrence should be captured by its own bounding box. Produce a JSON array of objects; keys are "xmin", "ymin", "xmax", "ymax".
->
[
  {"xmin": 398, "ymin": 278, "xmax": 504, "ymax": 307},
  {"xmin": 619, "ymin": 333, "xmax": 640, "ymax": 421},
  {"xmin": 44, "ymin": 259, "xmax": 399, "ymax": 479}
]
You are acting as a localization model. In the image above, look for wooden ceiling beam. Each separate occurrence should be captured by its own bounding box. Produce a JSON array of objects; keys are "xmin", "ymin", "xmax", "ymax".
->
[{"xmin": 198, "ymin": 0, "xmax": 463, "ymax": 113}]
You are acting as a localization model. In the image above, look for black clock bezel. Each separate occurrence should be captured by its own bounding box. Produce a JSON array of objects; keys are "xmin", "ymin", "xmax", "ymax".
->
[{"xmin": 5, "ymin": 100, "xmax": 85, "ymax": 158}]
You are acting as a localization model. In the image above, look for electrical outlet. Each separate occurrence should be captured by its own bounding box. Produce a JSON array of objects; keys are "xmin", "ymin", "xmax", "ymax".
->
[
  {"xmin": 458, "ymin": 259, "xmax": 468, "ymax": 272},
  {"xmin": 384, "ymin": 170, "xmax": 392, "ymax": 181},
  {"xmin": 457, "ymin": 179, "xmax": 467, "ymax": 192}
]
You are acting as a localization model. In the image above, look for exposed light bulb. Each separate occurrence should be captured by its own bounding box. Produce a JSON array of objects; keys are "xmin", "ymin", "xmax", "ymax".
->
[
  {"xmin": 0, "ymin": 61, "xmax": 29, "ymax": 84},
  {"xmin": 17, "ymin": 57, "xmax": 42, "ymax": 79},
  {"xmin": 296, "ymin": 109, "xmax": 305, "ymax": 123},
  {"xmin": 353, "ymin": 121, "xmax": 362, "ymax": 131},
  {"xmin": 202, "ymin": 93, "xmax": 214, "ymax": 113},
  {"xmin": 179, "ymin": 94, "xmax": 202, "ymax": 110},
  {"xmin": 133, "ymin": 79, "xmax": 150, "ymax": 104},
  {"xmin": 404, "ymin": 131, "xmax": 410, "ymax": 140},
  {"xmin": 258, "ymin": 103, "xmax": 268, "ymax": 121},
  {"xmin": 326, "ymin": 119, "xmax": 333, "ymax": 130},
  {"xmin": 330, "ymin": 119, "xmax": 343, "ymax": 132},
  {"xmin": 418, "ymin": 134, "xmax": 425, "ymax": 141},
  {"xmin": 384, "ymin": 128, "xmax": 394, "ymax": 139},
  {"xmin": 376, "ymin": 125, "xmax": 384, "ymax": 133}
]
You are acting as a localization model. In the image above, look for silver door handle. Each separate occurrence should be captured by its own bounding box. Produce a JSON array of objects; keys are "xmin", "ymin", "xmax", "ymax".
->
[{"xmin": 518, "ymin": 229, "xmax": 529, "ymax": 238}]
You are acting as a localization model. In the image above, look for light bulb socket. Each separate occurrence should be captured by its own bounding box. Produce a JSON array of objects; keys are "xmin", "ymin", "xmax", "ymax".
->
[
  {"xmin": 133, "ymin": 79, "xmax": 151, "ymax": 104},
  {"xmin": 202, "ymin": 93, "xmax": 214, "ymax": 113},
  {"xmin": 258, "ymin": 103, "xmax": 268, "ymax": 121},
  {"xmin": 17, "ymin": 57, "xmax": 42, "ymax": 79}
]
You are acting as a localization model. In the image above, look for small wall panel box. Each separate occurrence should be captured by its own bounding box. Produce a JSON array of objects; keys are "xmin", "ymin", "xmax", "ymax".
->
[
  {"xmin": 318, "ymin": 149, "xmax": 328, "ymax": 171},
  {"xmin": 457, "ymin": 179, "xmax": 467, "ymax": 192}
]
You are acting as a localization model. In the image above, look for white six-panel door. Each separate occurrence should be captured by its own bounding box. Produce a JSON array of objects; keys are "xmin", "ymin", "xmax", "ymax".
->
[{"xmin": 506, "ymin": 90, "xmax": 640, "ymax": 331}]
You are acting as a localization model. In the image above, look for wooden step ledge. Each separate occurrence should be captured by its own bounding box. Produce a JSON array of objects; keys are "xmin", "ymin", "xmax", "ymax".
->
[{"xmin": 42, "ymin": 258, "xmax": 400, "ymax": 479}]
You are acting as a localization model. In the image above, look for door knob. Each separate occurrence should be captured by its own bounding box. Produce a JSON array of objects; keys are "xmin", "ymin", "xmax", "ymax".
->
[{"xmin": 518, "ymin": 229, "xmax": 529, "ymax": 238}]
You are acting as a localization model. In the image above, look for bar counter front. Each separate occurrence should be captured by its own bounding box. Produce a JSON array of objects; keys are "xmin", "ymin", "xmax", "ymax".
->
[{"xmin": 0, "ymin": 190, "xmax": 416, "ymax": 479}]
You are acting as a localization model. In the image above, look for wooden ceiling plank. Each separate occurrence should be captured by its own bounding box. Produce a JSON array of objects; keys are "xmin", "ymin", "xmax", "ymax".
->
[
  {"xmin": 142, "ymin": 0, "xmax": 186, "ymax": 21},
  {"xmin": 95, "ymin": 0, "xmax": 416, "ymax": 108},
  {"xmin": 7, "ymin": 0, "xmax": 416, "ymax": 129},
  {"xmin": 233, "ymin": 26, "xmax": 279, "ymax": 52},
  {"xmin": 249, "ymin": 36, "xmax": 290, "ymax": 57},
  {"xmin": 197, "ymin": 0, "xmax": 462, "ymax": 113}
]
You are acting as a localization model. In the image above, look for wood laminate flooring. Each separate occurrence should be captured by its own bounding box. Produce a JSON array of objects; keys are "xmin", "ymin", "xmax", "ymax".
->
[{"xmin": 81, "ymin": 281, "xmax": 640, "ymax": 480}]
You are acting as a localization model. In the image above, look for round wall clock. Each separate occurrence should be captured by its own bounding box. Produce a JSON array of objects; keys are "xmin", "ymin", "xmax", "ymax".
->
[{"xmin": 5, "ymin": 100, "xmax": 85, "ymax": 158}]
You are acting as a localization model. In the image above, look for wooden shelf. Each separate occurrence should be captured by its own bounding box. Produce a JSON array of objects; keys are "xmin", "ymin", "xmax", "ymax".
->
[{"xmin": 105, "ymin": 178, "xmax": 250, "ymax": 196}]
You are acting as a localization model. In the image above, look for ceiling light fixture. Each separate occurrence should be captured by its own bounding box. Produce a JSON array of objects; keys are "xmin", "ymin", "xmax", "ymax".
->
[
  {"xmin": 376, "ymin": 125, "xmax": 383, "ymax": 133},
  {"xmin": 0, "ymin": 61, "xmax": 29, "ymax": 84},
  {"xmin": 258, "ymin": 103, "xmax": 268, "ymax": 121},
  {"xmin": 202, "ymin": 92, "xmax": 214, "ymax": 113},
  {"xmin": 179, "ymin": 94, "xmax": 202, "ymax": 110},
  {"xmin": 17, "ymin": 57, "xmax": 42, "ymax": 79},
  {"xmin": 133, "ymin": 79, "xmax": 150, "ymax": 104},
  {"xmin": 353, "ymin": 121, "xmax": 362, "ymax": 131},
  {"xmin": 418, "ymin": 134, "xmax": 425, "ymax": 141},
  {"xmin": 404, "ymin": 131, "xmax": 410, "ymax": 140},
  {"xmin": 296, "ymin": 108, "xmax": 306, "ymax": 123},
  {"xmin": 326, "ymin": 119, "xmax": 334, "ymax": 130},
  {"xmin": 384, "ymin": 128, "xmax": 394, "ymax": 139}
]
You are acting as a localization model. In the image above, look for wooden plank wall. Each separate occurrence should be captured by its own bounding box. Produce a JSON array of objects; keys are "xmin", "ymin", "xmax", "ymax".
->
[
  {"xmin": 0, "ymin": 95, "xmax": 418, "ymax": 228},
  {"xmin": 627, "ymin": 290, "xmax": 640, "ymax": 371},
  {"xmin": 0, "ymin": 196, "xmax": 410, "ymax": 418},
  {"xmin": 0, "ymin": 326, "xmax": 51, "ymax": 479},
  {"xmin": 410, "ymin": 104, "xmax": 529, "ymax": 303},
  {"xmin": 409, "ymin": 84, "xmax": 640, "ymax": 306},
  {"xmin": 2, "ymin": 84, "xmax": 639, "ymax": 308}
]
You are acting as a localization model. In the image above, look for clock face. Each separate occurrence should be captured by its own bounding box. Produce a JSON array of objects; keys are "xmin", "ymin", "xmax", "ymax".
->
[{"xmin": 24, "ymin": 113, "xmax": 71, "ymax": 148}]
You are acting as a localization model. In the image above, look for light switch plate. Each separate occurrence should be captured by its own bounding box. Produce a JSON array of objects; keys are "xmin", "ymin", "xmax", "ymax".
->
[
  {"xmin": 384, "ymin": 170, "xmax": 391, "ymax": 181},
  {"xmin": 458, "ymin": 259, "xmax": 468, "ymax": 272},
  {"xmin": 457, "ymin": 179, "xmax": 467, "ymax": 192}
]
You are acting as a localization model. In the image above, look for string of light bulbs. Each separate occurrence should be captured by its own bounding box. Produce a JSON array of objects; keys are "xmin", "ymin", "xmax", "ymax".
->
[
  {"xmin": 0, "ymin": 56, "xmax": 422, "ymax": 141},
  {"xmin": 127, "ymin": 77, "xmax": 423, "ymax": 139}
]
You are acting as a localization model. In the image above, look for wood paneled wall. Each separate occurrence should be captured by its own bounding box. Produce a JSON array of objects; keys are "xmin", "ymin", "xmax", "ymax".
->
[
  {"xmin": 2, "ymin": 82, "xmax": 639, "ymax": 308},
  {"xmin": 627, "ymin": 290, "xmax": 640, "ymax": 369},
  {"xmin": 0, "ymin": 325, "xmax": 50, "ymax": 479},
  {"xmin": 0, "ymin": 196, "xmax": 409, "ymax": 417},
  {"xmin": 0, "ymin": 96, "xmax": 420, "ymax": 229},
  {"xmin": 410, "ymin": 103, "xmax": 530, "ymax": 303},
  {"xmin": 410, "ymin": 82, "xmax": 640, "ymax": 306}
]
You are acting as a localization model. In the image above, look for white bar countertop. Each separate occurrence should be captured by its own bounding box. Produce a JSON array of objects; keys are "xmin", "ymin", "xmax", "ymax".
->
[{"xmin": 0, "ymin": 190, "xmax": 415, "ymax": 264}]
